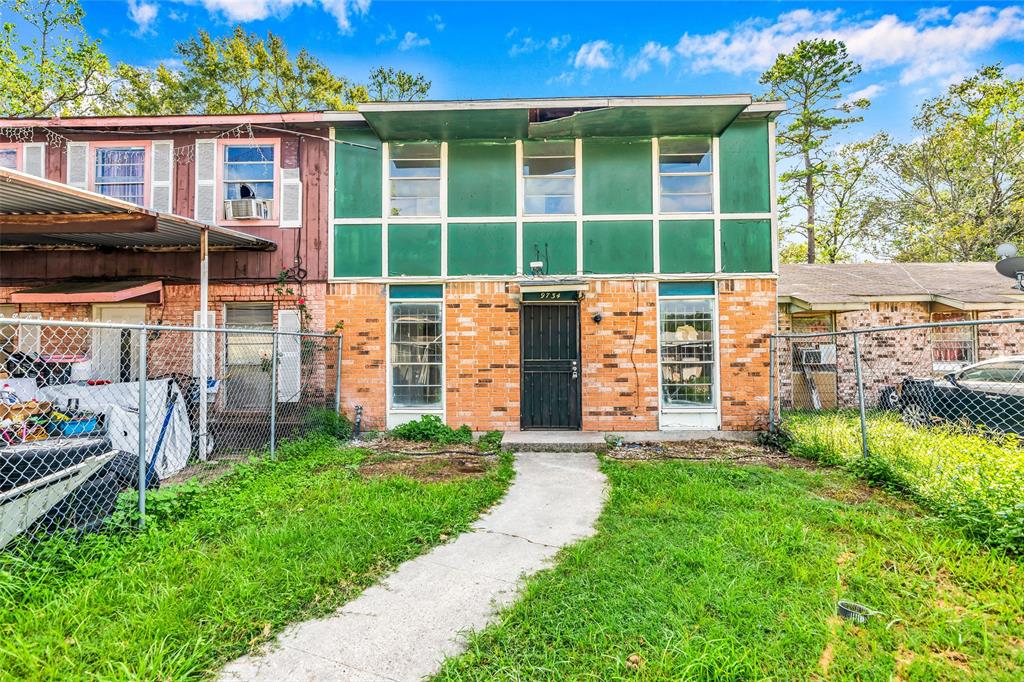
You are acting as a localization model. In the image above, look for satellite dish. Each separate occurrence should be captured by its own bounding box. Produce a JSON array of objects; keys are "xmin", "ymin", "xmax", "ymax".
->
[
  {"xmin": 995, "ymin": 256, "xmax": 1024, "ymax": 278},
  {"xmin": 997, "ymin": 243, "xmax": 1019, "ymax": 259}
]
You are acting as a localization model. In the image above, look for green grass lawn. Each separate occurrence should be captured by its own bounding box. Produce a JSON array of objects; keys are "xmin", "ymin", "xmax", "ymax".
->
[
  {"xmin": 783, "ymin": 409, "xmax": 1024, "ymax": 551},
  {"xmin": 0, "ymin": 436, "xmax": 512, "ymax": 681},
  {"xmin": 436, "ymin": 459, "xmax": 1024, "ymax": 681}
]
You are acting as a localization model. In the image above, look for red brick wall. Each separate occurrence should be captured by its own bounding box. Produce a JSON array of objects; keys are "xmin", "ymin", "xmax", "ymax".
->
[
  {"xmin": 325, "ymin": 283, "xmax": 387, "ymax": 430},
  {"xmin": 580, "ymin": 280, "xmax": 660, "ymax": 431},
  {"xmin": 719, "ymin": 278, "xmax": 776, "ymax": 430},
  {"xmin": 445, "ymin": 282, "xmax": 520, "ymax": 431}
]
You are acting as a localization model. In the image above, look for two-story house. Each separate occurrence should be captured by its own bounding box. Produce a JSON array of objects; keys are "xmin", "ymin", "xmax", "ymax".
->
[
  {"xmin": 325, "ymin": 95, "xmax": 784, "ymax": 432},
  {"xmin": 0, "ymin": 113, "xmax": 332, "ymax": 404}
]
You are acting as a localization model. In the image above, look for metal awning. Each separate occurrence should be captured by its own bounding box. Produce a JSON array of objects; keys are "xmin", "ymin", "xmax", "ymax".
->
[
  {"xmin": 11, "ymin": 280, "xmax": 163, "ymax": 304},
  {"xmin": 0, "ymin": 168, "xmax": 276, "ymax": 252},
  {"xmin": 355, "ymin": 96, "xmax": 786, "ymax": 141}
]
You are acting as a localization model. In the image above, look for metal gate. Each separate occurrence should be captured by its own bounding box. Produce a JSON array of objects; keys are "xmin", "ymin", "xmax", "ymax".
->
[{"xmin": 520, "ymin": 304, "xmax": 581, "ymax": 430}]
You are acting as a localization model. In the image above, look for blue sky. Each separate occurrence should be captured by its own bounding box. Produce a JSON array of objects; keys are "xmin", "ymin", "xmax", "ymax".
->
[{"xmin": 75, "ymin": 1, "xmax": 1024, "ymax": 140}]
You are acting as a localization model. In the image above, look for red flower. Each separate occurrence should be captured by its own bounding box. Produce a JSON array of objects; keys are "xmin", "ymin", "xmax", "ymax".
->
[{"xmin": 297, "ymin": 298, "xmax": 306, "ymax": 305}]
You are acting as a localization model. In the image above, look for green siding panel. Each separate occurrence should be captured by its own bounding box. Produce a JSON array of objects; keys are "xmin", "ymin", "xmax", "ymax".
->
[
  {"xmin": 583, "ymin": 220, "xmax": 653, "ymax": 274},
  {"xmin": 582, "ymin": 138, "xmax": 652, "ymax": 215},
  {"xmin": 334, "ymin": 128, "xmax": 382, "ymax": 219},
  {"xmin": 660, "ymin": 282, "xmax": 715, "ymax": 296},
  {"xmin": 390, "ymin": 284, "xmax": 443, "ymax": 299},
  {"xmin": 447, "ymin": 142, "xmax": 516, "ymax": 217},
  {"xmin": 721, "ymin": 219, "xmax": 773, "ymax": 273},
  {"xmin": 523, "ymin": 222, "xmax": 576, "ymax": 275},
  {"xmin": 388, "ymin": 224, "xmax": 441, "ymax": 276},
  {"xmin": 448, "ymin": 222, "xmax": 516, "ymax": 276},
  {"xmin": 719, "ymin": 121, "xmax": 771, "ymax": 214},
  {"xmin": 660, "ymin": 220, "xmax": 715, "ymax": 273},
  {"xmin": 333, "ymin": 224, "xmax": 382, "ymax": 277}
]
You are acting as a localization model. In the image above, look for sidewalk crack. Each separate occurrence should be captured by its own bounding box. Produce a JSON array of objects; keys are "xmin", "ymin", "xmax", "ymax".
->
[{"xmin": 477, "ymin": 528, "xmax": 560, "ymax": 549}]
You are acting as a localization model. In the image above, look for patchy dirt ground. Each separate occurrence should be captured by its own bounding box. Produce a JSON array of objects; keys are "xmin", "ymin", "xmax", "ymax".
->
[
  {"xmin": 359, "ymin": 454, "xmax": 495, "ymax": 482},
  {"xmin": 606, "ymin": 439, "xmax": 822, "ymax": 470},
  {"xmin": 161, "ymin": 455, "xmax": 251, "ymax": 485},
  {"xmin": 359, "ymin": 436, "xmax": 486, "ymax": 457}
]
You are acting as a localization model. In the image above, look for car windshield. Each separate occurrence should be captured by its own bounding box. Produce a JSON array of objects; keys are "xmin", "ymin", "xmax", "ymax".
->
[{"xmin": 958, "ymin": 362, "xmax": 1024, "ymax": 383}]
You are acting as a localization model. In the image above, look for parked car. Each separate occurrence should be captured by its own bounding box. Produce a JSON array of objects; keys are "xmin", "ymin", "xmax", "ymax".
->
[{"xmin": 882, "ymin": 357, "xmax": 1024, "ymax": 435}]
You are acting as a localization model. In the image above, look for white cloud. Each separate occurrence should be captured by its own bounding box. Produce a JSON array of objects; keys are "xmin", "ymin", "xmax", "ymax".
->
[
  {"xmin": 428, "ymin": 13, "xmax": 445, "ymax": 31},
  {"xmin": 189, "ymin": 0, "xmax": 371, "ymax": 33},
  {"xmin": 845, "ymin": 83, "xmax": 885, "ymax": 103},
  {"xmin": 574, "ymin": 40, "xmax": 614, "ymax": 69},
  {"xmin": 128, "ymin": 0, "xmax": 159, "ymax": 36},
  {"xmin": 673, "ymin": 6, "xmax": 1024, "ymax": 84},
  {"xmin": 509, "ymin": 33, "xmax": 571, "ymax": 57},
  {"xmin": 624, "ymin": 41, "xmax": 672, "ymax": 79},
  {"xmin": 398, "ymin": 31, "xmax": 429, "ymax": 51},
  {"xmin": 1005, "ymin": 63, "xmax": 1024, "ymax": 78},
  {"xmin": 376, "ymin": 24, "xmax": 396, "ymax": 44}
]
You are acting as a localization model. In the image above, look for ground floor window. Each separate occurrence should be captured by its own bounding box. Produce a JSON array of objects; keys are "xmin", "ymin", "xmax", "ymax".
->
[
  {"xmin": 389, "ymin": 285, "xmax": 443, "ymax": 409},
  {"xmin": 931, "ymin": 311, "xmax": 975, "ymax": 370},
  {"xmin": 224, "ymin": 304, "xmax": 274, "ymax": 410},
  {"xmin": 658, "ymin": 282, "xmax": 715, "ymax": 408}
]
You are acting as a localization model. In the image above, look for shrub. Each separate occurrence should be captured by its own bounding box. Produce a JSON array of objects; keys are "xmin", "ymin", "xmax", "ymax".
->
[
  {"xmin": 390, "ymin": 415, "xmax": 472, "ymax": 445},
  {"xmin": 478, "ymin": 431, "xmax": 504, "ymax": 452},
  {"xmin": 305, "ymin": 408, "xmax": 353, "ymax": 441}
]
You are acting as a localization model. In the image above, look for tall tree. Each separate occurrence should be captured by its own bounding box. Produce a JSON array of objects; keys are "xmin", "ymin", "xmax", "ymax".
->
[
  {"xmin": 760, "ymin": 39, "xmax": 869, "ymax": 263},
  {"xmin": 110, "ymin": 28, "xmax": 368, "ymax": 115},
  {"xmin": 0, "ymin": 0, "xmax": 112, "ymax": 117},
  {"xmin": 368, "ymin": 66, "xmax": 431, "ymax": 102},
  {"xmin": 814, "ymin": 134, "xmax": 888, "ymax": 262},
  {"xmin": 878, "ymin": 66, "xmax": 1024, "ymax": 262}
]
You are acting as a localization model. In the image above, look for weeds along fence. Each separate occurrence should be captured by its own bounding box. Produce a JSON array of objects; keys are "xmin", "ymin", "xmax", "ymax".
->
[
  {"xmin": 770, "ymin": 317, "xmax": 1024, "ymax": 550},
  {"xmin": 0, "ymin": 316, "xmax": 341, "ymax": 552}
]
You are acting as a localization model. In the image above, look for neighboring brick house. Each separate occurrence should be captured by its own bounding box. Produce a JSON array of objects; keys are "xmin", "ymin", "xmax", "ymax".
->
[
  {"xmin": 326, "ymin": 96, "xmax": 785, "ymax": 432},
  {"xmin": 0, "ymin": 113, "xmax": 332, "ymax": 398},
  {"xmin": 777, "ymin": 263, "xmax": 1024, "ymax": 409}
]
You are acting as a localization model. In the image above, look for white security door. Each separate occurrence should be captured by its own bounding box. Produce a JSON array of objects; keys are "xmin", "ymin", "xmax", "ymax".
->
[{"xmin": 92, "ymin": 305, "xmax": 146, "ymax": 382}]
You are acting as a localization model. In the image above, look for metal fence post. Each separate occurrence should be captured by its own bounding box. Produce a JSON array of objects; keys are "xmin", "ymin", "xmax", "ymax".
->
[
  {"xmin": 334, "ymin": 334, "xmax": 342, "ymax": 415},
  {"xmin": 269, "ymin": 332, "xmax": 278, "ymax": 457},
  {"xmin": 852, "ymin": 332, "xmax": 869, "ymax": 459},
  {"xmin": 768, "ymin": 335, "xmax": 777, "ymax": 431},
  {"xmin": 137, "ymin": 328, "xmax": 148, "ymax": 527}
]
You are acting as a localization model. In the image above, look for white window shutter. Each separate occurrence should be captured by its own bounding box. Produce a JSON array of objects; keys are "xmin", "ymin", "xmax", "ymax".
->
[
  {"xmin": 150, "ymin": 140, "xmax": 174, "ymax": 213},
  {"xmin": 23, "ymin": 143, "xmax": 46, "ymax": 178},
  {"xmin": 191, "ymin": 310, "xmax": 217, "ymax": 378},
  {"xmin": 279, "ymin": 167, "xmax": 302, "ymax": 228},
  {"xmin": 12, "ymin": 312, "xmax": 41, "ymax": 355},
  {"xmin": 194, "ymin": 139, "xmax": 217, "ymax": 224},
  {"xmin": 276, "ymin": 309, "xmax": 301, "ymax": 403},
  {"xmin": 66, "ymin": 142, "xmax": 88, "ymax": 189}
]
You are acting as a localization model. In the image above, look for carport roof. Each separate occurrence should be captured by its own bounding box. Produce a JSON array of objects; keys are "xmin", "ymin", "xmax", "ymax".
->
[
  {"xmin": 0, "ymin": 168, "xmax": 275, "ymax": 252},
  {"xmin": 779, "ymin": 263, "xmax": 1024, "ymax": 312}
]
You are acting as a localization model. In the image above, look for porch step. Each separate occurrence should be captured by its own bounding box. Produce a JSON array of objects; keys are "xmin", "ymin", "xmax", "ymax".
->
[{"xmin": 498, "ymin": 430, "xmax": 759, "ymax": 452}]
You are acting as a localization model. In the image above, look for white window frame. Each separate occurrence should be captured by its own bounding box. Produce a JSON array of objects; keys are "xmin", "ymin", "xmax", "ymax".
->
[
  {"xmin": 658, "ymin": 136, "xmax": 714, "ymax": 215},
  {"xmin": 386, "ymin": 288, "xmax": 445, "ymax": 427},
  {"xmin": 522, "ymin": 140, "xmax": 576, "ymax": 217},
  {"xmin": 388, "ymin": 141, "xmax": 442, "ymax": 218},
  {"xmin": 931, "ymin": 311, "xmax": 977, "ymax": 372},
  {"xmin": 656, "ymin": 285, "xmax": 720, "ymax": 430},
  {"xmin": 93, "ymin": 145, "xmax": 148, "ymax": 206},
  {"xmin": 217, "ymin": 138, "xmax": 280, "ymax": 225},
  {"xmin": 0, "ymin": 145, "xmax": 20, "ymax": 171}
]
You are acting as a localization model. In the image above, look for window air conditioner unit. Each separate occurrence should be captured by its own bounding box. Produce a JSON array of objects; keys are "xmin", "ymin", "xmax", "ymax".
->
[
  {"xmin": 224, "ymin": 199, "xmax": 272, "ymax": 220},
  {"xmin": 800, "ymin": 344, "xmax": 837, "ymax": 365}
]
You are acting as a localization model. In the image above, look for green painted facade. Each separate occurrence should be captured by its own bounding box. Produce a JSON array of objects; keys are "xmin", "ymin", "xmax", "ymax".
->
[
  {"xmin": 660, "ymin": 220, "xmax": 715, "ymax": 273},
  {"xmin": 388, "ymin": 224, "xmax": 441, "ymax": 276},
  {"xmin": 447, "ymin": 142, "xmax": 516, "ymax": 217},
  {"xmin": 331, "ymin": 116, "xmax": 775, "ymax": 279},
  {"xmin": 721, "ymin": 219, "xmax": 773, "ymax": 273},
  {"xmin": 447, "ymin": 223, "xmax": 517, "ymax": 276},
  {"xmin": 584, "ymin": 220, "xmax": 654, "ymax": 274},
  {"xmin": 582, "ymin": 138, "xmax": 653, "ymax": 215},
  {"xmin": 523, "ymin": 222, "xmax": 576, "ymax": 275}
]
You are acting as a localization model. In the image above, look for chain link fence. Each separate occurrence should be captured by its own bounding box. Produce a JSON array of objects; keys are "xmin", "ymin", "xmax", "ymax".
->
[
  {"xmin": 0, "ymin": 316, "xmax": 341, "ymax": 554},
  {"xmin": 770, "ymin": 317, "xmax": 1024, "ymax": 550}
]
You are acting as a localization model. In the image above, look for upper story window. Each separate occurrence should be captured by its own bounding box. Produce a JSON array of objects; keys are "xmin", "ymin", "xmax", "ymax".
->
[
  {"xmin": 0, "ymin": 148, "xmax": 18, "ymax": 170},
  {"xmin": 659, "ymin": 137, "xmax": 712, "ymax": 213},
  {"xmin": 523, "ymin": 140, "xmax": 574, "ymax": 215},
  {"xmin": 389, "ymin": 142, "xmax": 440, "ymax": 217},
  {"xmin": 95, "ymin": 147, "xmax": 146, "ymax": 205},
  {"xmin": 222, "ymin": 144, "xmax": 275, "ymax": 220}
]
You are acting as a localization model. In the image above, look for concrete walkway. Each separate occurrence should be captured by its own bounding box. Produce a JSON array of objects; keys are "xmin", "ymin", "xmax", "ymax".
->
[{"xmin": 219, "ymin": 452, "xmax": 606, "ymax": 682}]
